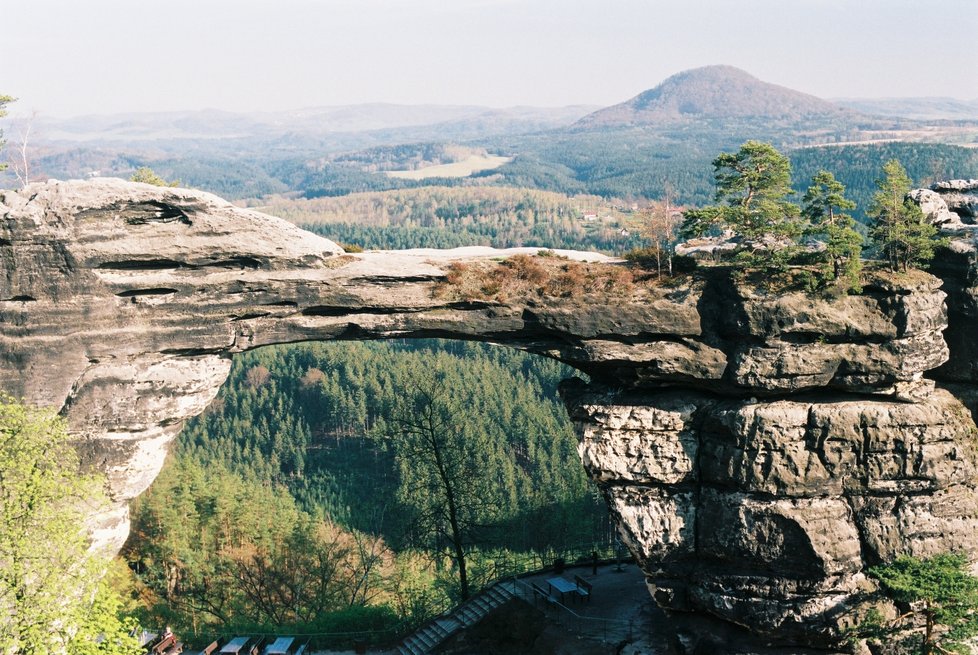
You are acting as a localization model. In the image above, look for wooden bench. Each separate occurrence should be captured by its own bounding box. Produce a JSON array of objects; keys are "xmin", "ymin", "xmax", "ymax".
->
[
  {"xmin": 162, "ymin": 641, "xmax": 183, "ymax": 655},
  {"xmin": 200, "ymin": 641, "xmax": 219, "ymax": 655},
  {"xmin": 153, "ymin": 635, "xmax": 176, "ymax": 655},
  {"xmin": 574, "ymin": 575, "xmax": 592, "ymax": 602}
]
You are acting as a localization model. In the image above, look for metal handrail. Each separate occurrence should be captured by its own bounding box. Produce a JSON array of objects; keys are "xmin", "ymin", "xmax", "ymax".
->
[
  {"xmin": 181, "ymin": 539, "xmax": 629, "ymax": 650},
  {"xmin": 509, "ymin": 577, "xmax": 633, "ymax": 627}
]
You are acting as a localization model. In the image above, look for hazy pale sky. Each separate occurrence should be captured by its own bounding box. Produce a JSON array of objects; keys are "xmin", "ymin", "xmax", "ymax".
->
[{"xmin": 4, "ymin": 0, "xmax": 977, "ymax": 117}]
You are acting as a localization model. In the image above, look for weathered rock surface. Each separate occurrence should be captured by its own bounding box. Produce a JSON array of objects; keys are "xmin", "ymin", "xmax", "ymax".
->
[
  {"xmin": 3, "ymin": 178, "xmax": 978, "ymax": 652},
  {"xmin": 912, "ymin": 180, "xmax": 978, "ymax": 385},
  {"xmin": 908, "ymin": 188, "xmax": 964, "ymax": 228},
  {"xmin": 568, "ymin": 385, "xmax": 978, "ymax": 648},
  {"xmin": 931, "ymin": 179, "xmax": 978, "ymax": 222}
]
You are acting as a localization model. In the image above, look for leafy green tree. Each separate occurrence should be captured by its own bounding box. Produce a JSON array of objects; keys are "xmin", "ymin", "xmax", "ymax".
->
[
  {"xmin": 802, "ymin": 169, "xmax": 863, "ymax": 289},
  {"xmin": 130, "ymin": 166, "xmax": 179, "ymax": 187},
  {"xmin": 0, "ymin": 394, "xmax": 140, "ymax": 655},
  {"xmin": 681, "ymin": 140, "xmax": 802, "ymax": 250},
  {"xmin": 859, "ymin": 553, "xmax": 978, "ymax": 655},
  {"xmin": 388, "ymin": 368, "xmax": 498, "ymax": 601},
  {"xmin": 868, "ymin": 159, "xmax": 943, "ymax": 272},
  {"xmin": 69, "ymin": 580, "xmax": 143, "ymax": 655},
  {"xmin": 0, "ymin": 95, "xmax": 14, "ymax": 172}
]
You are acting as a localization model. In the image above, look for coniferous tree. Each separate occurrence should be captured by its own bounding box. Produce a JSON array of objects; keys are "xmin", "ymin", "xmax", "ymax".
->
[
  {"xmin": 802, "ymin": 169, "xmax": 863, "ymax": 290},
  {"xmin": 868, "ymin": 159, "xmax": 943, "ymax": 272},
  {"xmin": 681, "ymin": 141, "xmax": 802, "ymax": 268},
  {"xmin": 857, "ymin": 553, "xmax": 978, "ymax": 655}
]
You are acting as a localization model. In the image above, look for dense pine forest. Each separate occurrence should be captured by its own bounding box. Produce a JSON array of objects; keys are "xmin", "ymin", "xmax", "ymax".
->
[
  {"xmin": 254, "ymin": 186, "xmax": 637, "ymax": 251},
  {"xmin": 125, "ymin": 340, "xmax": 610, "ymax": 643}
]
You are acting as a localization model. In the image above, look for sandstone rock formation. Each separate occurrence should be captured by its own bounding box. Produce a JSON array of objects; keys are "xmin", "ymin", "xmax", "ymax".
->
[
  {"xmin": 915, "ymin": 180, "xmax": 978, "ymax": 388},
  {"xmin": 3, "ymin": 178, "xmax": 978, "ymax": 653},
  {"xmin": 930, "ymin": 179, "xmax": 978, "ymax": 223}
]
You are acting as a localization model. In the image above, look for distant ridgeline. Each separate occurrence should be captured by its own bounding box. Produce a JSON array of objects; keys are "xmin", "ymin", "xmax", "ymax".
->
[
  {"xmin": 10, "ymin": 67, "xmax": 977, "ymax": 239},
  {"xmin": 103, "ymin": 139, "xmax": 977, "ymax": 255}
]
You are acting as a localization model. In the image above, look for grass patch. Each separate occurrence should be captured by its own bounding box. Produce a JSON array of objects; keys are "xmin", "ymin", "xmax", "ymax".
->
[{"xmin": 435, "ymin": 253, "xmax": 645, "ymax": 303}]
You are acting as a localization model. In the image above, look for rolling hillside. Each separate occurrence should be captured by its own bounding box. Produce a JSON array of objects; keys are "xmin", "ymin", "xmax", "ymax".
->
[{"xmin": 574, "ymin": 65, "xmax": 857, "ymax": 129}]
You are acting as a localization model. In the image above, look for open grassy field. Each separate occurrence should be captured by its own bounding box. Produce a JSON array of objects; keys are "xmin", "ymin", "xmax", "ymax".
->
[{"xmin": 386, "ymin": 154, "xmax": 513, "ymax": 179}]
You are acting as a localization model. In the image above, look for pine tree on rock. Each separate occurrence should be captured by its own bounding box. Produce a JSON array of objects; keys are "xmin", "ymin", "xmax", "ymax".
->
[
  {"xmin": 868, "ymin": 159, "xmax": 943, "ymax": 272},
  {"xmin": 802, "ymin": 169, "xmax": 863, "ymax": 290},
  {"xmin": 681, "ymin": 140, "xmax": 802, "ymax": 265}
]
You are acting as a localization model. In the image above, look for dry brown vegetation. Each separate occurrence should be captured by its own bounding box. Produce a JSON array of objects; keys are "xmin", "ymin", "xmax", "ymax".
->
[{"xmin": 435, "ymin": 253, "xmax": 642, "ymax": 303}]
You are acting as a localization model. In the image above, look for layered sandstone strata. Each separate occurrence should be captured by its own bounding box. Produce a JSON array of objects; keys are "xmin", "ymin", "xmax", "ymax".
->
[{"xmin": 2, "ymin": 178, "xmax": 976, "ymax": 652}]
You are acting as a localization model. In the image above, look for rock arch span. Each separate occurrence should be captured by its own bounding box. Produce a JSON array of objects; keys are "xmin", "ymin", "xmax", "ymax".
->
[{"xmin": 3, "ymin": 179, "xmax": 978, "ymax": 651}]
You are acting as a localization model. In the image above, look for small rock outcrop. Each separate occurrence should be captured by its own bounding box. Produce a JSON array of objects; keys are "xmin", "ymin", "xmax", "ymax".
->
[
  {"xmin": 930, "ymin": 179, "xmax": 978, "ymax": 222},
  {"xmin": 913, "ymin": 180, "xmax": 978, "ymax": 387},
  {"xmin": 3, "ymin": 178, "xmax": 978, "ymax": 652}
]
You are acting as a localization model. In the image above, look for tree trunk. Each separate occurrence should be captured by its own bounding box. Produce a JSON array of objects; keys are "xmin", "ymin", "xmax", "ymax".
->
[
  {"xmin": 922, "ymin": 606, "xmax": 933, "ymax": 655},
  {"xmin": 429, "ymin": 421, "xmax": 470, "ymax": 601}
]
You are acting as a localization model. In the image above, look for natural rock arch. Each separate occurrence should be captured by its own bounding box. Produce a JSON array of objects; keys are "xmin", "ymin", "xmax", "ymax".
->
[{"xmin": 3, "ymin": 179, "xmax": 978, "ymax": 651}]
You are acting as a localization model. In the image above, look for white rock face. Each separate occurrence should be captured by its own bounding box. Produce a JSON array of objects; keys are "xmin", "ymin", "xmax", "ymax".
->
[
  {"xmin": 931, "ymin": 179, "xmax": 978, "ymax": 221},
  {"xmin": 909, "ymin": 188, "xmax": 963, "ymax": 226}
]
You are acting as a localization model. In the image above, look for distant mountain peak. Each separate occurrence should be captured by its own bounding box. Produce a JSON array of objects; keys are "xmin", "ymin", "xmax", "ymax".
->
[{"xmin": 575, "ymin": 65, "xmax": 851, "ymax": 128}]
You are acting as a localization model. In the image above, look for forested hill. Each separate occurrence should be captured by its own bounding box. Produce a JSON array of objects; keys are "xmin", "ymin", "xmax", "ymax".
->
[
  {"xmin": 174, "ymin": 340, "xmax": 598, "ymax": 543},
  {"xmin": 256, "ymin": 186, "xmax": 637, "ymax": 251},
  {"xmin": 249, "ymin": 142, "xmax": 978, "ymax": 255},
  {"xmin": 126, "ymin": 340, "xmax": 609, "ymax": 637},
  {"xmin": 574, "ymin": 65, "xmax": 854, "ymax": 129}
]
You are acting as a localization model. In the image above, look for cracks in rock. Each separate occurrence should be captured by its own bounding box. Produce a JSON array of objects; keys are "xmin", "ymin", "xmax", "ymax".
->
[
  {"xmin": 76, "ymin": 200, "xmax": 199, "ymax": 227},
  {"xmin": 346, "ymin": 274, "xmax": 443, "ymax": 285},
  {"xmin": 98, "ymin": 259, "xmax": 186, "ymax": 271},
  {"xmin": 301, "ymin": 305, "xmax": 425, "ymax": 317},
  {"xmin": 298, "ymin": 299, "xmax": 502, "ymax": 319},
  {"xmin": 115, "ymin": 288, "xmax": 178, "ymax": 298},
  {"xmin": 122, "ymin": 201, "xmax": 193, "ymax": 226},
  {"xmin": 159, "ymin": 347, "xmax": 227, "ymax": 357},
  {"xmin": 842, "ymin": 492, "xmax": 876, "ymax": 571},
  {"xmin": 97, "ymin": 255, "xmax": 265, "ymax": 271},
  {"xmin": 230, "ymin": 312, "xmax": 270, "ymax": 322}
]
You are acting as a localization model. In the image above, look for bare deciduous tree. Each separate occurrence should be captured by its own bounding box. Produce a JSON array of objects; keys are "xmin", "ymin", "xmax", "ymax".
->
[
  {"xmin": 389, "ymin": 368, "xmax": 497, "ymax": 601},
  {"xmin": 7, "ymin": 110, "xmax": 38, "ymax": 188}
]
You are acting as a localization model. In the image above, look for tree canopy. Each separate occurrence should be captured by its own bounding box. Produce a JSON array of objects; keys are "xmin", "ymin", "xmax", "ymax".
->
[
  {"xmin": 801, "ymin": 169, "xmax": 863, "ymax": 289},
  {"xmin": 0, "ymin": 394, "xmax": 141, "ymax": 655},
  {"xmin": 868, "ymin": 159, "xmax": 943, "ymax": 272},
  {"xmin": 127, "ymin": 340, "xmax": 608, "ymax": 638},
  {"xmin": 861, "ymin": 553, "xmax": 978, "ymax": 655},
  {"xmin": 681, "ymin": 140, "xmax": 801, "ymax": 243},
  {"xmin": 129, "ymin": 166, "xmax": 179, "ymax": 187}
]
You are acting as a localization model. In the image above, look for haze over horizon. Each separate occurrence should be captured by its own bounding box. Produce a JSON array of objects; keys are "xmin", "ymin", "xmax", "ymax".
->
[{"xmin": 4, "ymin": 0, "xmax": 978, "ymax": 119}]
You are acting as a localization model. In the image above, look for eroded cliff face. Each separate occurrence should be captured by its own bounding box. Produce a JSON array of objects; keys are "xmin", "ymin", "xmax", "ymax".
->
[{"xmin": 2, "ymin": 179, "xmax": 977, "ymax": 653}]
